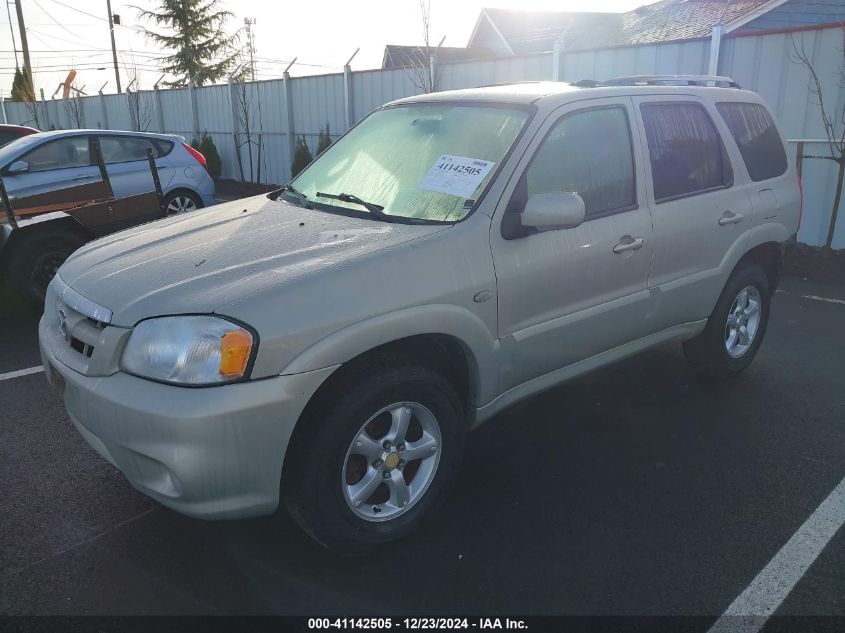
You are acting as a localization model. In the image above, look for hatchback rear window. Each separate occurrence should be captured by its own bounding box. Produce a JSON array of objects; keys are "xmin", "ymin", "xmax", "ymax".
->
[{"xmin": 716, "ymin": 102, "xmax": 787, "ymax": 182}]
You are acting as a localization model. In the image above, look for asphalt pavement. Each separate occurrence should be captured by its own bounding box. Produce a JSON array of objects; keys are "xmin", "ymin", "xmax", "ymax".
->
[{"xmin": 1, "ymin": 275, "xmax": 843, "ymax": 621}]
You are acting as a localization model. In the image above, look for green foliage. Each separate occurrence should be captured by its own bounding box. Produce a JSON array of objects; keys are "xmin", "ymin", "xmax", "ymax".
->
[
  {"xmin": 316, "ymin": 123, "xmax": 332, "ymax": 155},
  {"xmin": 11, "ymin": 67, "xmax": 34, "ymax": 102},
  {"xmin": 191, "ymin": 133, "xmax": 222, "ymax": 180},
  {"xmin": 136, "ymin": 0, "xmax": 240, "ymax": 87},
  {"xmin": 291, "ymin": 136, "xmax": 313, "ymax": 178}
]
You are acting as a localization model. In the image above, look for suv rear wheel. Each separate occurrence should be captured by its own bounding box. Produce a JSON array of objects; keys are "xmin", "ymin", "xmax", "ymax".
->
[
  {"xmin": 683, "ymin": 263, "xmax": 771, "ymax": 379},
  {"xmin": 281, "ymin": 354, "xmax": 466, "ymax": 555}
]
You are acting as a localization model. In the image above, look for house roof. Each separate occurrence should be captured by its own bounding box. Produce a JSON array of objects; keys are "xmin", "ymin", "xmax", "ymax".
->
[
  {"xmin": 469, "ymin": 0, "xmax": 788, "ymax": 54},
  {"xmin": 382, "ymin": 45, "xmax": 497, "ymax": 69}
]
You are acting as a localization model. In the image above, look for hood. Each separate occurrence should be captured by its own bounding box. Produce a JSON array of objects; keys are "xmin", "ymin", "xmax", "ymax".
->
[{"xmin": 58, "ymin": 194, "xmax": 449, "ymax": 326}]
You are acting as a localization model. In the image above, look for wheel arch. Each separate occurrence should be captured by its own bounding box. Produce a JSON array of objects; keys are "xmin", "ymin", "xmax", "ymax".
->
[
  {"xmin": 280, "ymin": 305, "xmax": 500, "ymax": 426},
  {"xmin": 1, "ymin": 216, "xmax": 92, "ymax": 269},
  {"xmin": 733, "ymin": 241, "xmax": 782, "ymax": 296}
]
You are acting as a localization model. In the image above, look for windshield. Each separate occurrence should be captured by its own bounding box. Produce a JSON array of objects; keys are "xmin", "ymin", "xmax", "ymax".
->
[{"xmin": 290, "ymin": 103, "xmax": 529, "ymax": 223}]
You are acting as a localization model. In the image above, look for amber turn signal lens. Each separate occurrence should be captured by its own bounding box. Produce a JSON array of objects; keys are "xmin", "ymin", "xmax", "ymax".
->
[{"xmin": 219, "ymin": 329, "xmax": 253, "ymax": 378}]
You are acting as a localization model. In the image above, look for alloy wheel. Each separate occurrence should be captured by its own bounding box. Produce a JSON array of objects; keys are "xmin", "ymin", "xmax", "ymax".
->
[
  {"xmin": 167, "ymin": 195, "xmax": 198, "ymax": 215},
  {"xmin": 725, "ymin": 285, "xmax": 762, "ymax": 358},
  {"xmin": 342, "ymin": 402, "xmax": 442, "ymax": 522}
]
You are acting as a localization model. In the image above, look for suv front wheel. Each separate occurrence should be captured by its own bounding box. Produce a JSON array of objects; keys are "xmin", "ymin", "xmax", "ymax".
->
[
  {"xmin": 683, "ymin": 262, "xmax": 771, "ymax": 379},
  {"xmin": 281, "ymin": 354, "xmax": 466, "ymax": 555}
]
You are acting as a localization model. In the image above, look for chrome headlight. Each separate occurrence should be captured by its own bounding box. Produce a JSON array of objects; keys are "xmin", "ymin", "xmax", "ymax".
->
[{"xmin": 120, "ymin": 315, "xmax": 255, "ymax": 386}]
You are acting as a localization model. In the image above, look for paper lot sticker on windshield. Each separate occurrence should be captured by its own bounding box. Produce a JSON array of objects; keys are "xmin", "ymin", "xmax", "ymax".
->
[{"xmin": 418, "ymin": 155, "xmax": 495, "ymax": 198}]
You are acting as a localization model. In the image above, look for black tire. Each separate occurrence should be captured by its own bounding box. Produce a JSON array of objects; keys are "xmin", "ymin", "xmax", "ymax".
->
[
  {"xmin": 683, "ymin": 262, "xmax": 771, "ymax": 379},
  {"xmin": 164, "ymin": 189, "xmax": 203, "ymax": 215},
  {"xmin": 281, "ymin": 353, "xmax": 466, "ymax": 555},
  {"xmin": 6, "ymin": 229, "xmax": 87, "ymax": 309}
]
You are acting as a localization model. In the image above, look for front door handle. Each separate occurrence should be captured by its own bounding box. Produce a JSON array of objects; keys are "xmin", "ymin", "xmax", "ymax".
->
[
  {"xmin": 613, "ymin": 236, "xmax": 645, "ymax": 254},
  {"xmin": 72, "ymin": 174, "xmax": 96, "ymax": 181},
  {"xmin": 718, "ymin": 210, "xmax": 744, "ymax": 225}
]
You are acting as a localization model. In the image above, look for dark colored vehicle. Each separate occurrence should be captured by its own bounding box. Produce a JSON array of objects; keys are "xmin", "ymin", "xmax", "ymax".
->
[
  {"xmin": 0, "ymin": 137, "xmax": 166, "ymax": 307},
  {"xmin": 0, "ymin": 124, "xmax": 39, "ymax": 148}
]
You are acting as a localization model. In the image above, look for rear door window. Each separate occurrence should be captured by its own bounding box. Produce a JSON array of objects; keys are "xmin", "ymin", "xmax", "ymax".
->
[
  {"xmin": 716, "ymin": 102, "xmax": 787, "ymax": 182},
  {"xmin": 640, "ymin": 103, "xmax": 733, "ymax": 202},
  {"xmin": 98, "ymin": 136, "xmax": 170, "ymax": 164}
]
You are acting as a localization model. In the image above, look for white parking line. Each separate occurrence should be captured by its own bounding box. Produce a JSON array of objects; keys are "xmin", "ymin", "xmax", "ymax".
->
[
  {"xmin": 0, "ymin": 366, "xmax": 44, "ymax": 382},
  {"xmin": 776, "ymin": 289, "xmax": 845, "ymax": 305},
  {"xmin": 708, "ymin": 475, "xmax": 845, "ymax": 633},
  {"xmin": 799, "ymin": 294, "xmax": 845, "ymax": 306}
]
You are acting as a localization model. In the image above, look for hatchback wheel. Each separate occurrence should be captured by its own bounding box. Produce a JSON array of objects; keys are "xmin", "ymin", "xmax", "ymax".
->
[
  {"xmin": 281, "ymin": 354, "xmax": 465, "ymax": 555},
  {"xmin": 164, "ymin": 190, "xmax": 202, "ymax": 215},
  {"xmin": 683, "ymin": 262, "xmax": 771, "ymax": 379}
]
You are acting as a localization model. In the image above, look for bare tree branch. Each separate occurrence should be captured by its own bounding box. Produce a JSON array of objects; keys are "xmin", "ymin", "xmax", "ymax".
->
[{"xmin": 790, "ymin": 26, "xmax": 845, "ymax": 249}]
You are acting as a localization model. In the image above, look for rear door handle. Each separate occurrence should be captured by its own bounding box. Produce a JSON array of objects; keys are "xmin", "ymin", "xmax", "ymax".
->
[
  {"xmin": 613, "ymin": 236, "xmax": 645, "ymax": 254},
  {"xmin": 718, "ymin": 211, "xmax": 744, "ymax": 225}
]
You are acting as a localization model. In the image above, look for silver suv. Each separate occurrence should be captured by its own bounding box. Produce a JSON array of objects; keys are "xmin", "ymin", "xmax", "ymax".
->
[{"xmin": 39, "ymin": 77, "xmax": 801, "ymax": 554}]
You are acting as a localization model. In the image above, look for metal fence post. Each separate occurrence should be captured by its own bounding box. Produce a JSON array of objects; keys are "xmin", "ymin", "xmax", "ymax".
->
[
  {"xmin": 796, "ymin": 141, "xmax": 805, "ymax": 181},
  {"xmin": 228, "ymin": 75, "xmax": 242, "ymax": 182},
  {"xmin": 153, "ymin": 85, "xmax": 165, "ymax": 133},
  {"xmin": 343, "ymin": 48, "xmax": 359, "ymax": 129},
  {"xmin": 40, "ymin": 88, "xmax": 51, "ymax": 130},
  {"xmin": 552, "ymin": 40, "xmax": 563, "ymax": 81},
  {"xmin": 188, "ymin": 80, "xmax": 200, "ymax": 139},
  {"xmin": 0, "ymin": 96, "xmax": 7, "ymax": 124},
  {"xmin": 127, "ymin": 88, "xmax": 139, "ymax": 131},
  {"xmin": 708, "ymin": 24, "xmax": 723, "ymax": 75},
  {"xmin": 98, "ymin": 90, "xmax": 109, "ymax": 129},
  {"xmin": 343, "ymin": 65, "xmax": 355, "ymax": 129},
  {"xmin": 282, "ymin": 65, "xmax": 296, "ymax": 180}
]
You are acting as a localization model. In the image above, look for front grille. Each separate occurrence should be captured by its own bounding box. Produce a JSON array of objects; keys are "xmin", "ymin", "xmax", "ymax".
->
[
  {"xmin": 46, "ymin": 275, "xmax": 116, "ymax": 376},
  {"xmin": 68, "ymin": 317, "xmax": 106, "ymax": 358}
]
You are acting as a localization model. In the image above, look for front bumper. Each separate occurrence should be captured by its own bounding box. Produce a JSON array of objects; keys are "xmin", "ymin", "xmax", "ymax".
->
[{"xmin": 39, "ymin": 316, "xmax": 337, "ymax": 519}]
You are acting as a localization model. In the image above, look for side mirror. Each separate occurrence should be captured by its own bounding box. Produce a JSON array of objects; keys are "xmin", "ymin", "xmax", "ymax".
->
[
  {"xmin": 521, "ymin": 191, "xmax": 586, "ymax": 231},
  {"xmin": 7, "ymin": 160, "xmax": 29, "ymax": 175}
]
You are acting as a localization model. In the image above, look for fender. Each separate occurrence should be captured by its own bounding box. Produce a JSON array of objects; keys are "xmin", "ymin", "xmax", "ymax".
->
[
  {"xmin": 749, "ymin": 221, "xmax": 790, "ymax": 250},
  {"xmin": 280, "ymin": 303, "xmax": 501, "ymax": 407}
]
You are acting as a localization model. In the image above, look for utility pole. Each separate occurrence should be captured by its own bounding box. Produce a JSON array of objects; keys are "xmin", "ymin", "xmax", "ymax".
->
[
  {"xmin": 106, "ymin": 0, "xmax": 122, "ymax": 93},
  {"xmin": 14, "ymin": 0, "xmax": 31, "ymax": 76},
  {"xmin": 5, "ymin": 1, "xmax": 19, "ymax": 68}
]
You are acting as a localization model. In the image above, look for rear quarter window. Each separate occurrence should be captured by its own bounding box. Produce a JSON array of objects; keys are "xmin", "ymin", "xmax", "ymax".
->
[
  {"xmin": 153, "ymin": 139, "xmax": 174, "ymax": 156},
  {"xmin": 716, "ymin": 102, "xmax": 787, "ymax": 182}
]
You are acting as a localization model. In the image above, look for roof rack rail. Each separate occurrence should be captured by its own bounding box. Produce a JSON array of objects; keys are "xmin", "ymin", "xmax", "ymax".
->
[{"xmin": 600, "ymin": 75, "xmax": 741, "ymax": 88}]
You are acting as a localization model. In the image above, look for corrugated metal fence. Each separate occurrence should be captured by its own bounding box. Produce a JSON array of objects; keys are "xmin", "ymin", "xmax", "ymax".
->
[{"xmin": 1, "ymin": 25, "xmax": 843, "ymax": 247}]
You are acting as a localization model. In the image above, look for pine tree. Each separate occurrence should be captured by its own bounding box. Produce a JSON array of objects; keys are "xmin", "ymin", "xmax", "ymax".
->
[
  {"xmin": 291, "ymin": 136, "xmax": 313, "ymax": 178},
  {"xmin": 137, "ymin": 0, "xmax": 240, "ymax": 87},
  {"xmin": 192, "ymin": 133, "xmax": 222, "ymax": 180},
  {"xmin": 11, "ymin": 67, "xmax": 35, "ymax": 102},
  {"xmin": 316, "ymin": 123, "xmax": 332, "ymax": 155}
]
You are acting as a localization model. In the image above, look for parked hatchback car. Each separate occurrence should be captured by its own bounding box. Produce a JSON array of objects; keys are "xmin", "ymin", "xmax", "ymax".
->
[
  {"xmin": 0, "ymin": 124, "xmax": 39, "ymax": 148},
  {"xmin": 0, "ymin": 129, "xmax": 215, "ymax": 215},
  {"xmin": 40, "ymin": 77, "xmax": 800, "ymax": 554}
]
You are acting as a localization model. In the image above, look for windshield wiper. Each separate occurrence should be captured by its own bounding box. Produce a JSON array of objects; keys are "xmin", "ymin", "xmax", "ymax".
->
[
  {"xmin": 279, "ymin": 184, "xmax": 313, "ymax": 209},
  {"xmin": 316, "ymin": 191, "xmax": 392, "ymax": 222}
]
